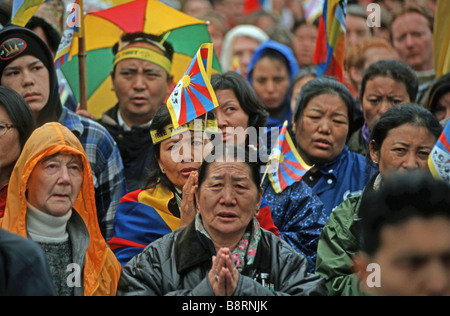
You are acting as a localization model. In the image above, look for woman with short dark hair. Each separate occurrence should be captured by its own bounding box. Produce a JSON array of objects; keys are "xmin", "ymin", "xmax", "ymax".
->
[{"xmin": 291, "ymin": 77, "xmax": 377, "ymax": 217}]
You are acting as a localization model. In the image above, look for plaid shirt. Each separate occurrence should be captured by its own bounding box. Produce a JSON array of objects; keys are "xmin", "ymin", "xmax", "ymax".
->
[{"xmin": 59, "ymin": 107, "xmax": 126, "ymax": 240}]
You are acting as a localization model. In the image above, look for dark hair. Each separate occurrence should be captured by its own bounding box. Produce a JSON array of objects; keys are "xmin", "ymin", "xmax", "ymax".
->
[
  {"xmin": 0, "ymin": 86, "xmax": 36, "ymax": 149},
  {"xmin": 359, "ymin": 60, "xmax": 419, "ymax": 103},
  {"xmin": 291, "ymin": 18, "xmax": 319, "ymax": 33},
  {"xmin": 197, "ymin": 145, "xmax": 261, "ymax": 193},
  {"xmin": 423, "ymin": 72, "xmax": 450, "ymax": 116},
  {"xmin": 112, "ymin": 32, "xmax": 174, "ymax": 77},
  {"xmin": 211, "ymin": 71, "xmax": 268, "ymax": 130},
  {"xmin": 258, "ymin": 48, "xmax": 290, "ymax": 74},
  {"xmin": 112, "ymin": 32, "xmax": 174, "ymax": 60},
  {"xmin": 26, "ymin": 16, "xmax": 61, "ymax": 54},
  {"xmin": 359, "ymin": 171, "xmax": 450, "ymax": 256},
  {"xmin": 370, "ymin": 104, "xmax": 442, "ymax": 154},
  {"xmin": 293, "ymin": 76, "xmax": 355, "ymax": 135}
]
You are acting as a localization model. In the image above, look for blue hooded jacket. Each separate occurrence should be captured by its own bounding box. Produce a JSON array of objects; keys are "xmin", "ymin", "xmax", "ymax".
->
[{"xmin": 247, "ymin": 40, "xmax": 299, "ymax": 129}]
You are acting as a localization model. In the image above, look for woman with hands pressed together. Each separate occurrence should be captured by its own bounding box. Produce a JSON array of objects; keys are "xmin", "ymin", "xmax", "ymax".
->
[
  {"xmin": 117, "ymin": 146, "xmax": 326, "ymax": 296},
  {"xmin": 108, "ymin": 104, "xmax": 209, "ymax": 266},
  {"xmin": 109, "ymin": 103, "xmax": 279, "ymax": 266}
]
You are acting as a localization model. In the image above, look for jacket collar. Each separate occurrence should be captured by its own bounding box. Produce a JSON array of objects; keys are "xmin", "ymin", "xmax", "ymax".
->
[
  {"xmin": 175, "ymin": 221, "xmax": 211, "ymax": 273},
  {"xmin": 174, "ymin": 221, "xmax": 271, "ymax": 274}
]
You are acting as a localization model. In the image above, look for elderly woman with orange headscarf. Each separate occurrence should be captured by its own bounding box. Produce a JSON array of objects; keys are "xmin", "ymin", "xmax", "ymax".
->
[{"xmin": 0, "ymin": 122, "xmax": 121, "ymax": 296}]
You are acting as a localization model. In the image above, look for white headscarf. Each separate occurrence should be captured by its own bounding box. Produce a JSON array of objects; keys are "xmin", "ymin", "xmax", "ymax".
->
[{"xmin": 220, "ymin": 24, "xmax": 269, "ymax": 72}]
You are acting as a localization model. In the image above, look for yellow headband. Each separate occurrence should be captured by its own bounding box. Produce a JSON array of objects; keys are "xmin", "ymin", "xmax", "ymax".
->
[
  {"xmin": 150, "ymin": 119, "xmax": 218, "ymax": 145},
  {"xmin": 113, "ymin": 46, "xmax": 172, "ymax": 74}
]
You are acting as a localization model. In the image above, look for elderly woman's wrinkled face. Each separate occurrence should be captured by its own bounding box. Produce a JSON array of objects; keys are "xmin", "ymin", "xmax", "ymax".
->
[
  {"xmin": 27, "ymin": 154, "xmax": 83, "ymax": 217},
  {"xmin": 370, "ymin": 123, "xmax": 437, "ymax": 179},
  {"xmin": 197, "ymin": 161, "xmax": 262, "ymax": 239},
  {"xmin": 293, "ymin": 93, "xmax": 349, "ymax": 166}
]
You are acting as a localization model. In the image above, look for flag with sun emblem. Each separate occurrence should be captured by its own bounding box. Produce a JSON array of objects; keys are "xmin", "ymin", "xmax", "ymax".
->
[
  {"xmin": 268, "ymin": 121, "xmax": 313, "ymax": 193},
  {"xmin": 167, "ymin": 43, "xmax": 219, "ymax": 128}
]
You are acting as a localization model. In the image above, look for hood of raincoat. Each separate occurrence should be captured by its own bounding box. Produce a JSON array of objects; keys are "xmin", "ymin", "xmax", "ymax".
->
[
  {"xmin": 0, "ymin": 25, "xmax": 62, "ymax": 126},
  {"xmin": 0, "ymin": 122, "xmax": 120, "ymax": 295}
]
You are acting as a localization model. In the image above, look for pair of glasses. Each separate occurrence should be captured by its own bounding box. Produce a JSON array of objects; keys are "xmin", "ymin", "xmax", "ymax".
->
[{"xmin": 0, "ymin": 123, "xmax": 15, "ymax": 137}]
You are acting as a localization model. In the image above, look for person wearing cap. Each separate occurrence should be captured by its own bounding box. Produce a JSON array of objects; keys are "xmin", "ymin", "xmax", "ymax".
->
[
  {"xmin": 0, "ymin": 25, "xmax": 126, "ymax": 241},
  {"xmin": 97, "ymin": 32, "xmax": 174, "ymax": 192}
]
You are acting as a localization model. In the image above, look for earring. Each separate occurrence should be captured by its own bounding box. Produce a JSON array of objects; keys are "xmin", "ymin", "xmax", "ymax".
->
[{"xmin": 161, "ymin": 168, "xmax": 165, "ymax": 173}]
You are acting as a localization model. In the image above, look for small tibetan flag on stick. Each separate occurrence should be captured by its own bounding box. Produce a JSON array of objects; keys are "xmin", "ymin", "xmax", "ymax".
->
[
  {"xmin": 264, "ymin": 121, "xmax": 313, "ymax": 193},
  {"xmin": 428, "ymin": 121, "xmax": 450, "ymax": 183},
  {"xmin": 54, "ymin": 0, "xmax": 83, "ymax": 69},
  {"xmin": 167, "ymin": 43, "xmax": 219, "ymax": 128}
]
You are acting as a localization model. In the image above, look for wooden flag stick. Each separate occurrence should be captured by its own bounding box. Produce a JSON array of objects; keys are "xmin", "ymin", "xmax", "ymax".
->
[{"xmin": 77, "ymin": 0, "xmax": 87, "ymax": 110}]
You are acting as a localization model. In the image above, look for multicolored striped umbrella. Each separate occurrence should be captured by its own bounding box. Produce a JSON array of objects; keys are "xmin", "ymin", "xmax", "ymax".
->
[{"xmin": 61, "ymin": 0, "xmax": 221, "ymax": 118}]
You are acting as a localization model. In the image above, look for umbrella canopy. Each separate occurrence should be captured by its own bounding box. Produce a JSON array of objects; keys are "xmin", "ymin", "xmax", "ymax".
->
[{"xmin": 61, "ymin": 0, "xmax": 221, "ymax": 118}]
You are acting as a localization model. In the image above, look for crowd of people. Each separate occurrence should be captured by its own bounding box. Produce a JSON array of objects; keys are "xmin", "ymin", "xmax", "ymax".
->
[{"xmin": 0, "ymin": 0, "xmax": 449, "ymax": 297}]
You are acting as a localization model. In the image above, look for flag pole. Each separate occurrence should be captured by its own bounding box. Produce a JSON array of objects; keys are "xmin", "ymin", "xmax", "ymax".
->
[
  {"xmin": 77, "ymin": 0, "xmax": 87, "ymax": 110},
  {"xmin": 260, "ymin": 163, "xmax": 270, "ymax": 186}
]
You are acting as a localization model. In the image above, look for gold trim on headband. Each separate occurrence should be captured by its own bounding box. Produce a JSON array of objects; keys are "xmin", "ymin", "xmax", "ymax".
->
[
  {"xmin": 113, "ymin": 47, "xmax": 172, "ymax": 74},
  {"xmin": 150, "ymin": 119, "xmax": 218, "ymax": 144}
]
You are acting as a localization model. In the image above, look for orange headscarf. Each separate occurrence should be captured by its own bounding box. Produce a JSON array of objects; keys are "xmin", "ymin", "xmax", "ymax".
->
[{"xmin": 0, "ymin": 122, "xmax": 121, "ymax": 295}]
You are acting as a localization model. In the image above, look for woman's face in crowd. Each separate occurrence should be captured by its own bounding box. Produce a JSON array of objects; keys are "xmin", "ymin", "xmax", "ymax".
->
[
  {"xmin": 214, "ymin": 89, "xmax": 249, "ymax": 146},
  {"xmin": 251, "ymin": 56, "xmax": 290, "ymax": 114},
  {"xmin": 293, "ymin": 93, "xmax": 349, "ymax": 166},
  {"xmin": 0, "ymin": 106, "xmax": 21, "ymax": 185},
  {"xmin": 370, "ymin": 123, "xmax": 437, "ymax": 179},
  {"xmin": 27, "ymin": 154, "xmax": 83, "ymax": 217},
  {"xmin": 362, "ymin": 76, "xmax": 410, "ymax": 131},
  {"xmin": 1, "ymin": 55, "xmax": 50, "ymax": 117},
  {"xmin": 433, "ymin": 91, "xmax": 450, "ymax": 122},
  {"xmin": 196, "ymin": 161, "xmax": 262, "ymax": 240},
  {"xmin": 157, "ymin": 131, "xmax": 203, "ymax": 190}
]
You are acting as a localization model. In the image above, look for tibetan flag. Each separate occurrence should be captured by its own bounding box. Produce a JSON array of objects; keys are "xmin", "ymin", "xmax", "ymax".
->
[
  {"xmin": 167, "ymin": 43, "xmax": 219, "ymax": 128},
  {"xmin": 433, "ymin": 0, "xmax": 450, "ymax": 78},
  {"xmin": 313, "ymin": 0, "xmax": 347, "ymax": 82},
  {"xmin": 55, "ymin": 0, "xmax": 83, "ymax": 69},
  {"xmin": 11, "ymin": 0, "xmax": 50, "ymax": 27},
  {"xmin": 268, "ymin": 121, "xmax": 313, "ymax": 193},
  {"xmin": 428, "ymin": 121, "xmax": 450, "ymax": 183}
]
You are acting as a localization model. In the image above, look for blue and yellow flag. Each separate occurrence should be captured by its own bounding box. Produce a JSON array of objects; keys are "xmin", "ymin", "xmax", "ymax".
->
[
  {"xmin": 167, "ymin": 43, "xmax": 219, "ymax": 128},
  {"xmin": 268, "ymin": 121, "xmax": 313, "ymax": 193},
  {"xmin": 313, "ymin": 0, "xmax": 347, "ymax": 82},
  {"xmin": 429, "ymin": 121, "xmax": 450, "ymax": 183},
  {"xmin": 11, "ymin": 0, "xmax": 50, "ymax": 27}
]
